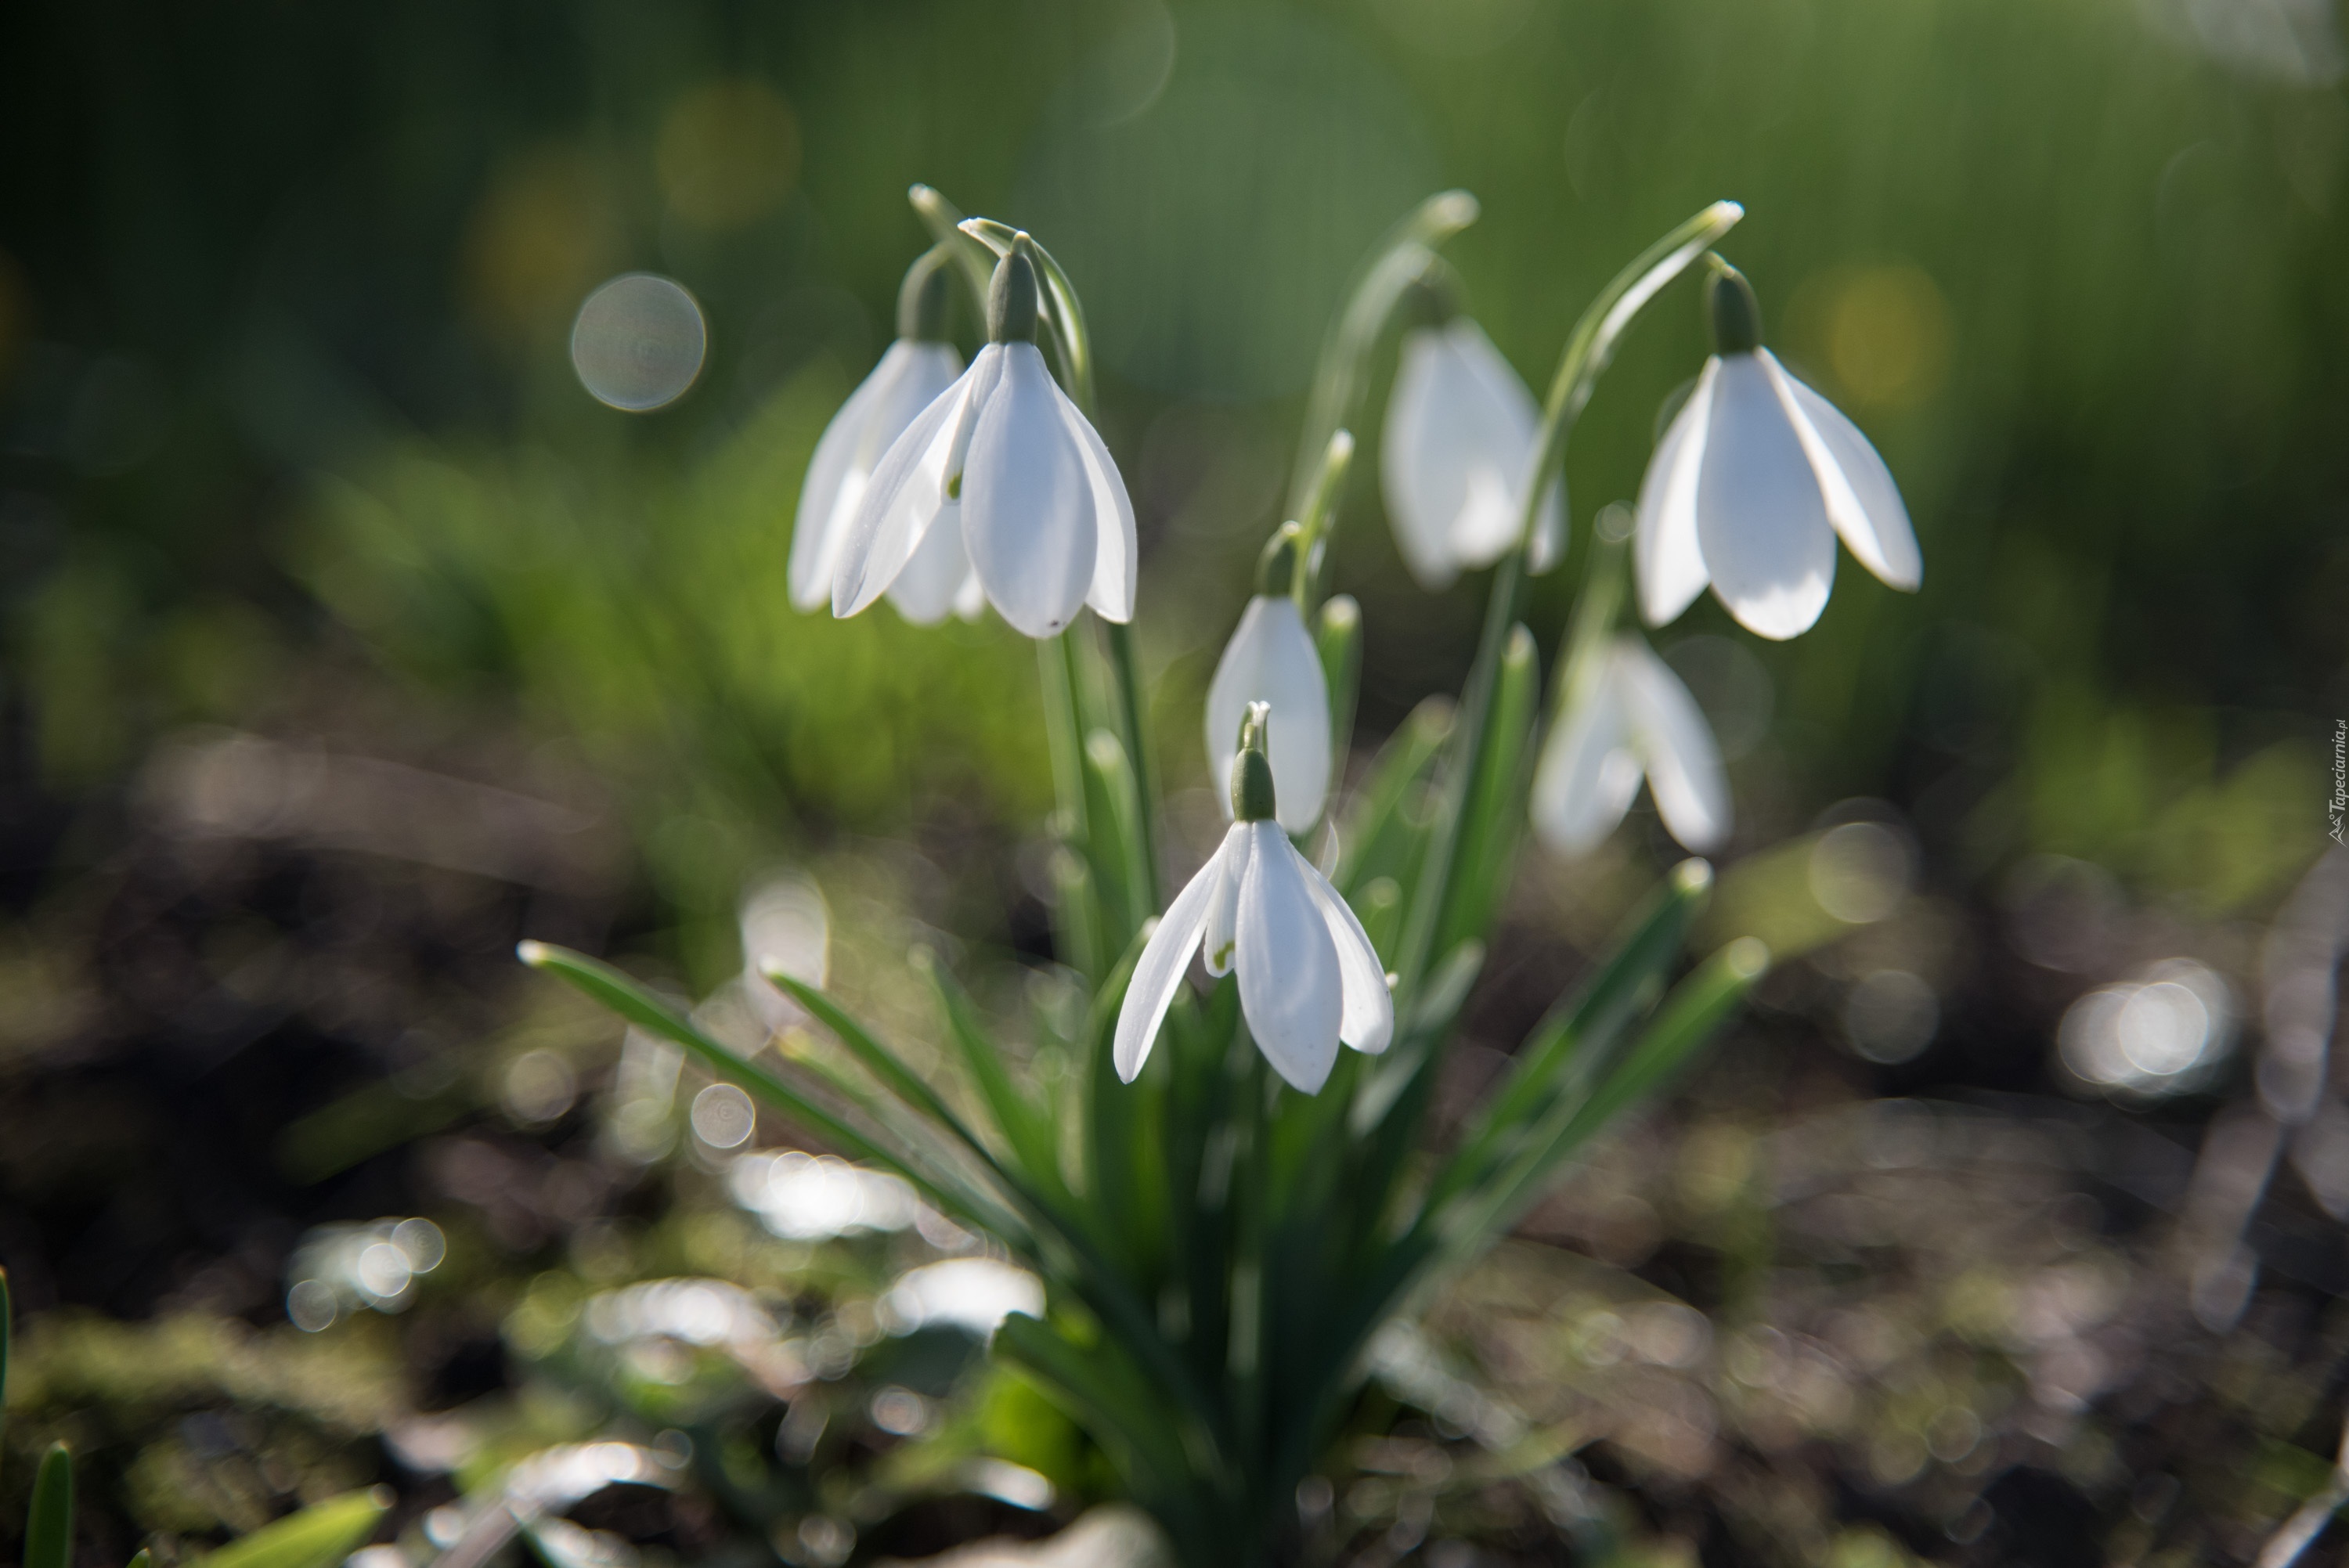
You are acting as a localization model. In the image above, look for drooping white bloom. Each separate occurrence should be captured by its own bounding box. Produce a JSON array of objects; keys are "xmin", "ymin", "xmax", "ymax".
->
[
  {"xmin": 1381, "ymin": 315, "xmax": 1565, "ymax": 589},
  {"xmin": 1117, "ymin": 705, "xmax": 1391, "ymax": 1094},
  {"xmin": 1634, "ymin": 270, "xmax": 1921, "ymax": 640},
  {"xmin": 788, "ymin": 338, "xmax": 969, "ymax": 620},
  {"xmin": 832, "ymin": 245, "xmax": 1135, "ymax": 640},
  {"xmin": 1204, "ymin": 595, "xmax": 1330, "ymax": 835},
  {"xmin": 1530, "ymin": 635, "xmax": 1729, "ymax": 856}
]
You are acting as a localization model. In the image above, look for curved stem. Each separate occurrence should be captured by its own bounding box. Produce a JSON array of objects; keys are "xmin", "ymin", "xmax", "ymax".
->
[
  {"xmin": 958, "ymin": 217, "xmax": 1098, "ymax": 416},
  {"xmin": 1290, "ymin": 430, "xmax": 1356, "ymax": 613},
  {"xmin": 1398, "ymin": 198, "xmax": 1742, "ymax": 994},
  {"xmin": 1287, "ymin": 189, "xmax": 1480, "ymax": 520},
  {"xmin": 1510, "ymin": 199, "xmax": 1744, "ymax": 561},
  {"xmin": 907, "ymin": 184, "xmax": 998, "ymax": 307}
]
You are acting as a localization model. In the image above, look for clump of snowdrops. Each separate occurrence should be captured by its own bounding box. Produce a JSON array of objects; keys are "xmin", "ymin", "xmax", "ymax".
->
[{"xmin": 524, "ymin": 182, "xmax": 1921, "ymax": 1564}]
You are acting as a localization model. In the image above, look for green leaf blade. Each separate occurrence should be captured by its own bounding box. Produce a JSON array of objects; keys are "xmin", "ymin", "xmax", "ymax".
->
[
  {"xmin": 195, "ymin": 1487, "xmax": 391, "ymax": 1568},
  {"xmin": 26, "ymin": 1443, "xmax": 74, "ymax": 1568}
]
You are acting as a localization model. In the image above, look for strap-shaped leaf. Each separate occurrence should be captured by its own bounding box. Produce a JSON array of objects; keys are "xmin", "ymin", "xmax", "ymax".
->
[
  {"xmin": 1315, "ymin": 597, "xmax": 1362, "ymax": 799},
  {"xmin": 1336, "ymin": 695, "xmax": 1454, "ymax": 899},
  {"xmin": 919, "ymin": 952, "xmax": 1063, "ymax": 1191},
  {"xmin": 1437, "ymin": 938, "xmax": 1767, "ymax": 1255},
  {"xmin": 196, "ymin": 1488, "xmax": 390, "ymax": 1568},
  {"xmin": 1427, "ymin": 623, "xmax": 1542, "ymax": 963},
  {"xmin": 1083, "ymin": 726, "xmax": 1153, "ymax": 941},
  {"xmin": 517, "ymin": 943, "xmax": 1008, "ymax": 1235},
  {"xmin": 26, "ymin": 1443, "xmax": 74, "ymax": 1568},
  {"xmin": 764, "ymin": 971, "xmax": 990, "ymax": 1161},
  {"xmin": 991, "ymin": 1314, "xmax": 1220, "ymax": 1536},
  {"xmin": 1100, "ymin": 620, "xmax": 1164, "ymax": 916},
  {"xmin": 1434, "ymin": 860, "xmax": 1712, "ymax": 1208}
]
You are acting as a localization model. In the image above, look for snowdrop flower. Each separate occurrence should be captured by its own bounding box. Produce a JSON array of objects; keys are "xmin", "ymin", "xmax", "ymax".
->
[
  {"xmin": 1382, "ymin": 297, "xmax": 1564, "ymax": 589},
  {"xmin": 1531, "ymin": 634, "xmax": 1729, "ymax": 856},
  {"xmin": 1117, "ymin": 704, "xmax": 1391, "ymax": 1094},
  {"xmin": 1203, "ymin": 528, "xmax": 1330, "ymax": 835},
  {"xmin": 832, "ymin": 238, "xmax": 1136, "ymax": 639},
  {"xmin": 1636, "ymin": 263, "xmax": 1921, "ymax": 640},
  {"xmin": 788, "ymin": 253, "xmax": 975, "ymax": 622}
]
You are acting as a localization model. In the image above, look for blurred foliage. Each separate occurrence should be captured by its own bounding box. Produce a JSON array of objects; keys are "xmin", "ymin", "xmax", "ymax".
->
[{"xmin": 4, "ymin": 0, "xmax": 2342, "ymax": 943}]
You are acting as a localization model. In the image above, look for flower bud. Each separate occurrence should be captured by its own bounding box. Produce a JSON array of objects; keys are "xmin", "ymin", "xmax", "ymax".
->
[
  {"xmin": 1254, "ymin": 522, "xmax": 1304, "ymax": 598},
  {"xmin": 1705, "ymin": 261, "xmax": 1762, "ymax": 356},
  {"xmin": 1230, "ymin": 702, "xmax": 1279, "ymax": 824},
  {"xmin": 987, "ymin": 239, "xmax": 1041, "ymax": 344},
  {"xmin": 897, "ymin": 247, "xmax": 956, "ymax": 343}
]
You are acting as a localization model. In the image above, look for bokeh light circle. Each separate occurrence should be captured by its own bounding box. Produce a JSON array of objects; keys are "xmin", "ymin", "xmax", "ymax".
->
[
  {"xmin": 571, "ymin": 273, "xmax": 708, "ymax": 411},
  {"xmin": 691, "ymin": 1083, "xmax": 757, "ymax": 1149}
]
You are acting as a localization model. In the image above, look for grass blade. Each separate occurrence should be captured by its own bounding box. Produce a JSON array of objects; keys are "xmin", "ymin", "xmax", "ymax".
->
[
  {"xmin": 1336, "ymin": 694, "xmax": 1453, "ymax": 899},
  {"xmin": 197, "ymin": 1488, "xmax": 391, "ymax": 1568},
  {"xmin": 919, "ymin": 952, "xmax": 1063, "ymax": 1191},
  {"xmin": 1433, "ymin": 860, "xmax": 1712, "ymax": 1207},
  {"xmin": 26, "ymin": 1443, "xmax": 74, "ymax": 1568},
  {"xmin": 1427, "ymin": 623, "xmax": 1541, "ymax": 962},
  {"xmin": 516, "ymin": 942, "xmax": 1006, "ymax": 1234},
  {"xmin": 1439, "ymin": 938, "xmax": 1768, "ymax": 1253}
]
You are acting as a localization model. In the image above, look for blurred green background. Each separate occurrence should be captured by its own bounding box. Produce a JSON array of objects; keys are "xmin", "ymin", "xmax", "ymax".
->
[
  {"xmin": 3, "ymin": 0, "xmax": 2347, "ymax": 1561},
  {"xmin": 5, "ymin": 0, "xmax": 2340, "ymax": 960}
]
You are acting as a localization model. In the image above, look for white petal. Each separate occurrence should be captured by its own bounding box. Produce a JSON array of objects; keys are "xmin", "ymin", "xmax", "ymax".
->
[
  {"xmin": 1635, "ymin": 360, "xmax": 1716, "ymax": 628},
  {"xmin": 1436, "ymin": 320, "xmax": 1546, "ymax": 571},
  {"xmin": 1203, "ymin": 597, "xmax": 1331, "ymax": 834},
  {"xmin": 1203, "ymin": 824, "xmax": 1254, "ymax": 976},
  {"xmin": 951, "ymin": 568, "xmax": 987, "ymax": 622},
  {"xmin": 1112, "ymin": 835, "xmax": 1226, "ymax": 1083},
  {"xmin": 962, "ymin": 343, "xmax": 1095, "ymax": 638},
  {"xmin": 1695, "ymin": 353, "xmax": 1835, "ymax": 640},
  {"xmin": 1615, "ymin": 637, "xmax": 1730, "ymax": 852},
  {"xmin": 831, "ymin": 357, "xmax": 976, "ymax": 618},
  {"xmin": 1235, "ymin": 822, "xmax": 1342, "ymax": 1094},
  {"xmin": 1528, "ymin": 658, "xmax": 1643, "ymax": 856},
  {"xmin": 886, "ymin": 503, "xmax": 972, "ymax": 624},
  {"xmin": 1301, "ymin": 858, "xmax": 1392, "ymax": 1054},
  {"xmin": 1058, "ymin": 390, "xmax": 1138, "ymax": 624},
  {"xmin": 791, "ymin": 341, "xmax": 909, "ymax": 611},
  {"xmin": 1761, "ymin": 351, "xmax": 1922, "ymax": 592},
  {"xmin": 1379, "ymin": 328, "xmax": 1467, "ymax": 589}
]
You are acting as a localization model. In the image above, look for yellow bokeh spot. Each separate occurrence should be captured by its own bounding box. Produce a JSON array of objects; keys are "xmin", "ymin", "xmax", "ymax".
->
[
  {"xmin": 657, "ymin": 78, "xmax": 800, "ymax": 231},
  {"xmin": 461, "ymin": 147, "xmax": 626, "ymax": 342},
  {"xmin": 1790, "ymin": 263, "xmax": 1953, "ymax": 412}
]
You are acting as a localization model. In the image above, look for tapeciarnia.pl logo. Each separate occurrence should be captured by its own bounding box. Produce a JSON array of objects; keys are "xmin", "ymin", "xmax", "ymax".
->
[{"xmin": 2332, "ymin": 719, "xmax": 2346, "ymax": 845}]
